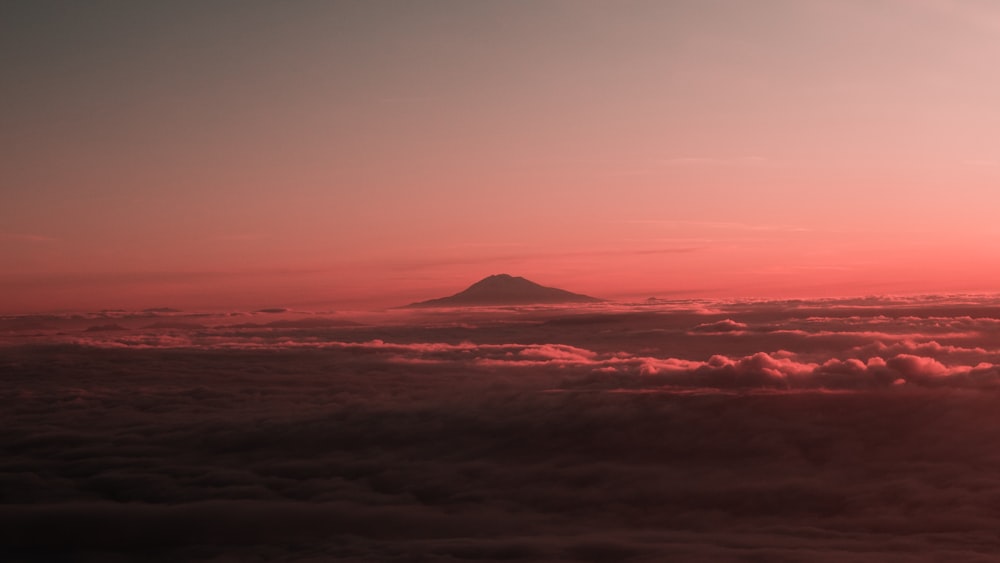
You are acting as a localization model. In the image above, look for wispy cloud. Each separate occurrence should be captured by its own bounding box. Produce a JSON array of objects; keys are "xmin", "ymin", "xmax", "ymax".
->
[
  {"xmin": 624, "ymin": 219, "xmax": 811, "ymax": 233},
  {"xmin": 384, "ymin": 246, "xmax": 705, "ymax": 271}
]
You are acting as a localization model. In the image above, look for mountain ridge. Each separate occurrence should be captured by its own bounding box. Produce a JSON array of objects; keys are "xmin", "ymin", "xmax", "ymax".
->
[{"xmin": 404, "ymin": 274, "xmax": 602, "ymax": 308}]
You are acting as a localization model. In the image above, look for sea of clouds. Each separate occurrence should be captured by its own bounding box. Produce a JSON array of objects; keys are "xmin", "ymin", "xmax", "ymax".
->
[{"xmin": 5, "ymin": 296, "xmax": 1000, "ymax": 561}]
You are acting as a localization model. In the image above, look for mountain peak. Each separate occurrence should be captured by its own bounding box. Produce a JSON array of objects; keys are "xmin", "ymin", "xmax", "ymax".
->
[
  {"xmin": 467, "ymin": 274, "xmax": 531, "ymax": 289},
  {"xmin": 478, "ymin": 273, "xmax": 519, "ymax": 282},
  {"xmin": 404, "ymin": 275, "xmax": 601, "ymax": 308}
]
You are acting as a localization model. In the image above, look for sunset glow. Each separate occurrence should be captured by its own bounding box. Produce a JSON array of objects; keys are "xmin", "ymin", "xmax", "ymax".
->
[
  {"xmin": 5, "ymin": 2, "xmax": 1000, "ymax": 561},
  {"xmin": 4, "ymin": 1, "xmax": 1000, "ymax": 313}
]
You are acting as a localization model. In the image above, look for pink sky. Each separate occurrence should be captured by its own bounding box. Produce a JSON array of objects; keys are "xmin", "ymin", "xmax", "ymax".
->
[{"xmin": 3, "ymin": 0, "xmax": 1000, "ymax": 313}]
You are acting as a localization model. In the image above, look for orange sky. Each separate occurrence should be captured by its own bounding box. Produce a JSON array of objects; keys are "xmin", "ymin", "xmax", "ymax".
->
[{"xmin": 3, "ymin": 0, "xmax": 1000, "ymax": 313}]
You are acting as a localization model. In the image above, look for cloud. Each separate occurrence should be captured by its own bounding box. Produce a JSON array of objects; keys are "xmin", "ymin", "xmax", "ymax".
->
[
  {"xmin": 625, "ymin": 219, "xmax": 812, "ymax": 233},
  {"xmin": 850, "ymin": 339, "xmax": 990, "ymax": 358},
  {"xmin": 386, "ymin": 246, "xmax": 705, "ymax": 273},
  {"xmin": 690, "ymin": 318, "xmax": 749, "ymax": 333},
  {"xmin": 518, "ymin": 343, "xmax": 598, "ymax": 362},
  {"xmin": 9, "ymin": 297, "xmax": 1000, "ymax": 559},
  {"xmin": 45, "ymin": 333, "xmax": 1000, "ymax": 390},
  {"xmin": 7, "ymin": 341, "xmax": 1000, "ymax": 560}
]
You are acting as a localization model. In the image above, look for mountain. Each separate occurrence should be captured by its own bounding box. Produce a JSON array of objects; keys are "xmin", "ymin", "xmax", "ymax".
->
[{"xmin": 404, "ymin": 274, "xmax": 602, "ymax": 308}]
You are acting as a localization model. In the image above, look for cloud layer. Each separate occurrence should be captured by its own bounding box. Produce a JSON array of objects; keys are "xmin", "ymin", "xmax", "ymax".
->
[{"xmin": 7, "ymin": 297, "xmax": 1000, "ymax": 560}]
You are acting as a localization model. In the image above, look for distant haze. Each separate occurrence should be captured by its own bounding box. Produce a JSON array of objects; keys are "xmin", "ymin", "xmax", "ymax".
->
[{"xmin": 3, "ymin": 1, "xmax": 1000, "ymax": 313}]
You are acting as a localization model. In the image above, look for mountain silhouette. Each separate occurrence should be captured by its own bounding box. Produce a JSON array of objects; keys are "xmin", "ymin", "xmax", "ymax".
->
[{"xmin": 405, "ymin": 274, "xmax": 602, "ymax": 308}]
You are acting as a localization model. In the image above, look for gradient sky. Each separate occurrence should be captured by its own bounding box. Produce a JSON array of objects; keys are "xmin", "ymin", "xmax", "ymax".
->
[{"xmin": 3, "ymin": 0, "xmax": 1000, "ymax": 313}]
